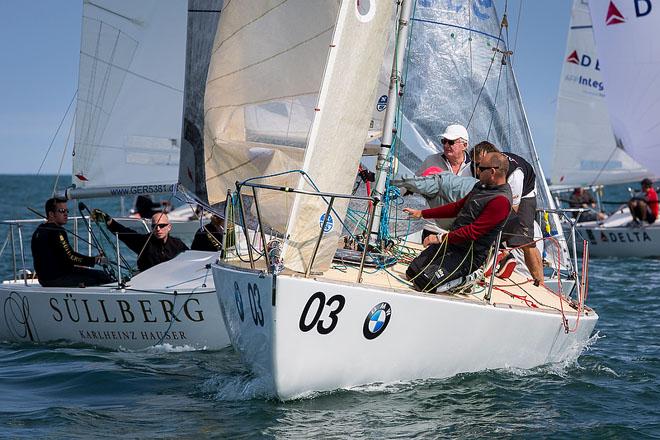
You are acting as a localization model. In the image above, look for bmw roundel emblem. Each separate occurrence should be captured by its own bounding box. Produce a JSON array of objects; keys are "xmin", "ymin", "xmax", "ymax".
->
[{"xmin": 363, "ymin": 302, "xmax": 391, "ymax": 340}]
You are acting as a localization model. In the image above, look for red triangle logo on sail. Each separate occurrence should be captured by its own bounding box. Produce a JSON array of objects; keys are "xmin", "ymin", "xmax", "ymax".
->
[
  {"xmin": 606, "ymin": 1, "xmax": 625, "ymax": 25},
  {"xmin": 566, "ymin": 50, "xmax": 579, "ymax": 64},
  {"xmin": 75, "ymin": 173, "xmax": 88, "ymax": 182}
]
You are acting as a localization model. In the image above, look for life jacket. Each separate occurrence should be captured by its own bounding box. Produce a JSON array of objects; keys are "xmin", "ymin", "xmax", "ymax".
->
[
  {"xmin": 449, "ymin": 182, "xmax": 513, "ymax": 266},
  {"xmin": 504, "ymin": 152, "xmax": 536, "ymax": 197}
]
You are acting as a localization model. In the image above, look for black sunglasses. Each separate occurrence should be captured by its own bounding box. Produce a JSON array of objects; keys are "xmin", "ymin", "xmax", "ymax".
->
[
  {"xmin": 478, "ymin": 166, "xmax": 499, "ymax": 172},
  {"xmin": 56, "ymin": 208, "xmax": 69, "ymax": 214},
  {"xmin": 441, "ymin": 138, "xmax": 463, "ymax": 146},
  {"xmin": 152, "ymin": 223, "xmax": 170, "ymax": 230}
]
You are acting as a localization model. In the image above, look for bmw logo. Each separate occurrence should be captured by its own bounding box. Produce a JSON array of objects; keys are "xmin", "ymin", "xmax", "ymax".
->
[
  {"xmin": 319, "ymin": 213, "xmax": 334, "ymax": 233},
  {"xmin": 363, "ymin": 302, "xmax": 391, "ymax": 340},
  {"xmin": 234, "ymin": 281, "xmax": 244, "ymax": 321}
]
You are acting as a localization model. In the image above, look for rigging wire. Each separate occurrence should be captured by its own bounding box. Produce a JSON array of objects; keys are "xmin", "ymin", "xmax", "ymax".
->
[
  {"xmin": 52, "ymin": 112, "xmax": 76, "ymax": 197},
  {"xmin": 36, "ymin": 91, "xmax": 77, "ymax": 176}
]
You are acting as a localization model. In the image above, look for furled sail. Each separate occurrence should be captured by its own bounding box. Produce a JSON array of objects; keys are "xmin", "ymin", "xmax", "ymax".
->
[
  {"xmin": 73, "ymin": 0, "xmax": 187, "ymax": 189},
  {"xmin": 589, "ymin": 0, "xmax": 660, "ymax": 177},
  {"xmin": 551, "ymin": 0, "xmax": 646, "ymax": 187},
  {"xmin": 204, "ymin": 0, "xmax": 394, "ymax": 273}
]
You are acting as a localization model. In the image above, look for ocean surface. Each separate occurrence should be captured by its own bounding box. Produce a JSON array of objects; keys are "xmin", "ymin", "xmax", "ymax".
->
[{"xmin": 1, "ymin": 175, "xmax": 659, "ymax": 438}]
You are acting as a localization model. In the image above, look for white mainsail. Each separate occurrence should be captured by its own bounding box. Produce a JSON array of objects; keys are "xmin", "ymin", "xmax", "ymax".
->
[
  {"xmin": 391, "ymin": 1, "xmax": 568, "ymax": 267},
  {"xmin": 552, "ymin": 0, "xmax": 647, "ymax": 187},
  {"xmin": 73, "ymin": 0, "xmax": 187, "ymax": 189},
  {"xmin": 204, "ymin": 0, "xmax": 394, "ymax": 272},
  {"xmin": 397, "ymin": 2, "xmax": 551, "ymax": 201},
  {"xmin": 589, "ymin": 0, "xmax": 660, "ymax": 177}
]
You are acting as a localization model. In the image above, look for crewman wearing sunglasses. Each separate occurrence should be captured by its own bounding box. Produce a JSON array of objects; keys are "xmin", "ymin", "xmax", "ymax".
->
[
  {"xmin": 31, "ymin": 198, "xmax": 112, "ymax": 287},
  {"xmin": 403, "ymin": 152, "xmax": 512, "ymax": 293},
  {"xmin": 92, "ymin": 209, "xmax": 188, "ymax": 272},
  {"xmin": 417, "ymin": 124, "xmax": 473, "ymax": 178}
]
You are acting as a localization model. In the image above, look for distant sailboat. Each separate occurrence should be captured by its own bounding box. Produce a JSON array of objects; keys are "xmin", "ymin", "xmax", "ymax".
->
[
  {"xmin": 551, "ymin": 0, "xmax": 660, "ymax": 257},
  {"xmin": 211, "ymin": 0, "xmax": 597, "ymax": 400},
  {"xmin": 551, "ymin": 0, "xmax": 647, "ymax": 188},
  {"xmin": 0, "ymin": 0, "xmax": 231, "ymax": 350}
]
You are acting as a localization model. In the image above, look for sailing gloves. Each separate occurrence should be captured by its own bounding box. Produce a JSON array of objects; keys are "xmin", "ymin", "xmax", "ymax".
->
[{"xmin": 91, "ymin": 209, "xmax": 111, "ymax": 225}]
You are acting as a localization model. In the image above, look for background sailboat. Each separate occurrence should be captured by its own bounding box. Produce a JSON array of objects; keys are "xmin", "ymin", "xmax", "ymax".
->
[
  {"xmin": 554, "ymin": 0, "xmax": 660, "ymax": 257},
  {"xmin": 0, "ymin": 0, "xmax": 231, "ymax": 350},
  {"xmin": 551, "ymin": 0, "xmax": 647, "ymax": 188}
]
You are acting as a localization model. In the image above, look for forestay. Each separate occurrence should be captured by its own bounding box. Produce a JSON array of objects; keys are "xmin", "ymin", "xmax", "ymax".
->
[
  {"xmin": 589, "ymin": 0, "xmax": 660, "ymax": 177},
  {"xmin": 204, "ymin": 0, "xmax": 393, "ymax": 273},
  {"xmin": 552, "ymin": 0, "xmax": 647, "ymax": 187},
  {"xmin": 73, "ymin": 0, "xmax": 187, "ymax": 188}
]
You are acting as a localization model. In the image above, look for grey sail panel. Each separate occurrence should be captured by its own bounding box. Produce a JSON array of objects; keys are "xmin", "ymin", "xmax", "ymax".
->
[
  {"xmin": 398, "ymin": 2, "xmax": 550, "ymax": 210},
  {"xmin": 178, "ymin": 0, "xmax": 223, "ymax": 203},
  {"xmin": 74, "ymin": 0, "xmax": 187, "ymax": 188}
]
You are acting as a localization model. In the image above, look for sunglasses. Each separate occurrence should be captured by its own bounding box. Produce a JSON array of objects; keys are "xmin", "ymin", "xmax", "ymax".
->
[
  {"xmin": 441, "ymin": 138, "xmax": 462, "ymax": 146},
  {"xmin": 56, "ymin": 208, "xmax": 69, "ymax": 214},
  {"xmin": 152, "ymin": 223, "xmax": 170, "ymax": 230},
  {"xmin": 478, "ymin": 165, "xmax": 499, "ymax": 172}
]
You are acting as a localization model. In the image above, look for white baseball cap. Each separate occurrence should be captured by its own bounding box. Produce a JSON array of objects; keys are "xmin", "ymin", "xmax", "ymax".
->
[{"xmin": 441, "ymin": 124, "xmax": 469, "ymax": 142}]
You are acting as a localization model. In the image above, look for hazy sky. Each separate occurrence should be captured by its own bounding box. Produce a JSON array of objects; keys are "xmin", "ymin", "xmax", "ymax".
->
[{"xmin": 0, "ymin": 0, "xmax": 573, "ymax": 176}]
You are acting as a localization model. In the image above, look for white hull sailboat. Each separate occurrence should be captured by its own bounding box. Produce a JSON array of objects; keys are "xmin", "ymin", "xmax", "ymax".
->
[
  {"xmin": 214, "ymin": 258, "xmax": 596, "ymax": 400},
  {"xmin": 1, "ymin": 251, "xmax": 228, "ymax": 350},
  {"xmin": 551, "ymin": 0, "xmax": 658, "ymax": 257},
  {"xmin": 576, "ymin": 207, "xmax": 660, "ymax": 257},
  {"xmin": 206, "ymin": 1, "xmax": 598, "ymax": 399},
  {"xmin": 0, "ymin": 1, "xmax": 233, "ymax": 350}
]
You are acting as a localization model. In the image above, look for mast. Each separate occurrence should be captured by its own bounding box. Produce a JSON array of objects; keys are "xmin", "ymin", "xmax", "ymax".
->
[{"xmin": 371, "ymin": 0, "xmax": 414, "ymax": 244}]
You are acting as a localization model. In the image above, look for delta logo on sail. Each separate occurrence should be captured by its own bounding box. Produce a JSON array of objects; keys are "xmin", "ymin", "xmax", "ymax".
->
[
  {"xmin": 565, "ymin": 50, "xmax": 604, "ymax": 92},
  {"xmin": 606, "ymin": 1, "xmax": 626, "ymax": 25},
  {"xmin": 566, "ymin": 50, "xmax": 600, "ymax": 70},
  {"xmin": 605, "ymin": 0, "xmax": 653, "ymax": 26}
]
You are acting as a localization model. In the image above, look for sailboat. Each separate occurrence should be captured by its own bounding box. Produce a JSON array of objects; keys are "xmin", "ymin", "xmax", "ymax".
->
[
  {"xmin": 0, "ymin": 0, "xmax": 231, "ymax": 350},
  {"xmin": 210, "ymin": 0, "xmax": 598, "ymax": 399},
  {"xmin": 551, "ymin": 0, "xmax": 660, "ymax": 257}
]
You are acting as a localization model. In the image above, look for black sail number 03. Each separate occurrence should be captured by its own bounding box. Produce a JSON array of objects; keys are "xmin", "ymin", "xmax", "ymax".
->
[
  {"xmin": 299, "ymin": 292, "xmax": 346, "ymax": 335},
  {"xmin": 247, "ymin": 283, "xmax": 264, "ymax": 327}
]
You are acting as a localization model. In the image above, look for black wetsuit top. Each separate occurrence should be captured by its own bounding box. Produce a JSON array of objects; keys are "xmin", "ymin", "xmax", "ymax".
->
[
  {"xmin": 31, "ymin": 222, "xmax": 96, "ymax": 284},
  {"xmin": 107, "ymin": 220, "xmax": 188, "ymax": 271}
]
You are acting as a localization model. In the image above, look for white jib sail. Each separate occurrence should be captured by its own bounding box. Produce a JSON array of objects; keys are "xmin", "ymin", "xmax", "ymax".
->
[
  {"xmin": 552, "ymin": 0, "xmax": 647, "ymax": 187},
  {"xmin": 204, "ymin": 0, "xmax": 340, "ymax": 222},
  {"xmin": 281, "ymin": 1, "xmax": 394, "ymax": 273},
  {"xmin": 73, "ymin": 0, "xmax": 187, "ymax": 188},
  {"xmin": 589, "ymin": 0, "xmax": 660, "ymax": 177},
  {"xmin": 204, "ymin": 0, "xmax": 393, "ymax": 273}
]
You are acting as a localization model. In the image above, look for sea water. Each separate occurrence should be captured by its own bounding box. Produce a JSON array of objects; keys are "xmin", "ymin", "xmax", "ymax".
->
[{"xmin": 0, "ymin": 175, "xmax": 658, "ymax": 438}]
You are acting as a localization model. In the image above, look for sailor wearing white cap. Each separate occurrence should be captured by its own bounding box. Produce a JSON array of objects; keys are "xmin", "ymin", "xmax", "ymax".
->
[{"xmin": 417, "ymin": 124, "xmax": 472, "ymax": 177}]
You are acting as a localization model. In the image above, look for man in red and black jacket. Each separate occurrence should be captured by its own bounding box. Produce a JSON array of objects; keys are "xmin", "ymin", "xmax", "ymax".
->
[{"xmin": 403, "ymin": 152, "xmax": 512, "ymax": 293}]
